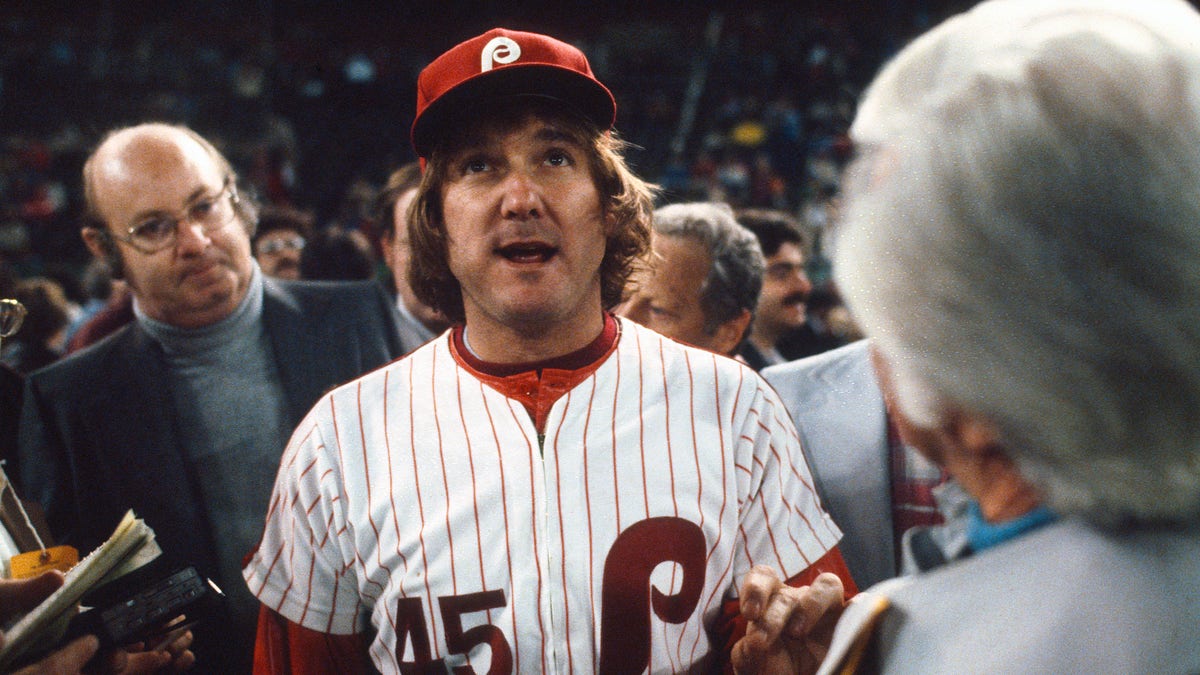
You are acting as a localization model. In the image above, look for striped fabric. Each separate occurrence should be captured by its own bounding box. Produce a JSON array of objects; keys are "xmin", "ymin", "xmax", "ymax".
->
[
  {"xmin": 244, "ymin": 318, "xmax": 840, "ymax": 674},
  {"xmin": 886, "ymin": 414, "xmax": 950, "ymax": 562}
]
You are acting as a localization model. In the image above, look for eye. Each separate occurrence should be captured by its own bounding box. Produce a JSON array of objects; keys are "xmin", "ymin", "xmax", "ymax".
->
[
  {"xmin": 131, "ymin": 217, "xmax": 176, "ymax": 241},
  {"xmin": 462, "ymin": 157, "xmax": 490, "ymax": 174},
  {"xmin": 189, "ymin": 196, "xmax": 218, "ymax": 219},
  {"xmin": 648, "ymin": 305, "xmax": 675, "ymax": 320},
  {"xmin": 767, "ymin": 264, "xmax": 800, "ymax": 281},
  {"xmin": 545, "ymin": 149, "xmax": 572, "ymax": 167}
]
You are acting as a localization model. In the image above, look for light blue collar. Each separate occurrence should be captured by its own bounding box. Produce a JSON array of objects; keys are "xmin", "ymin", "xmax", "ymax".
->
[{"xmin": 966, "ymin": 500, "xmax": 1057, "ymax": 553}]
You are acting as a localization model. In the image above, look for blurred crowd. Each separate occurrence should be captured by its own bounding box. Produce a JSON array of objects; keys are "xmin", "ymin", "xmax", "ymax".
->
[{"xmin": 0, "ymin": 1, "xmax": 965, "ymax": 372}]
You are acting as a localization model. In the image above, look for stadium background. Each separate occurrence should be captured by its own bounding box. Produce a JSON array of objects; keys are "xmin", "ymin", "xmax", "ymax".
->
[{"xmin": 0, "ymin": 0, "xmax": 976, "ymax": 295}]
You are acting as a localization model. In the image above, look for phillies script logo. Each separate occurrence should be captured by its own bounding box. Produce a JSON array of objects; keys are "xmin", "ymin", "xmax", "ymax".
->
[{"xmin": 481, "ymin": 36, "xmax": 521, "ymax": 72}]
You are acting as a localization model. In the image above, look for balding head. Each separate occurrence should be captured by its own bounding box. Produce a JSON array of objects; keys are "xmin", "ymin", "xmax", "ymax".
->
[
  {"xmin": 83, "ymin": 124, "xmax": 244, "ymax": 231},
  {"xmin": 79, "ymin": 123, "xmax": 256, "ymax": 329}
]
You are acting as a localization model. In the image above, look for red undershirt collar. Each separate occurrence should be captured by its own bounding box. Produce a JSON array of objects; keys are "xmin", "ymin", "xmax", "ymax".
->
[{"xmin": 450, "ymin": 313, "xmax": 620, "ymax": 433}]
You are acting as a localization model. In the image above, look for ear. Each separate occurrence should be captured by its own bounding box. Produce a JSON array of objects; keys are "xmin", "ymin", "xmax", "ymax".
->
[
  {"xmin": 938, "ymin": 407, "xmax": 1044, "ymax": 520},
  {"xmin": 711, "ymin": 308, "xmax": 753, "ymax": 357},
  {"xmin": 379, "ymin": 228, "xmax": 397, "ymax": 270},
  {"xmin": 81, "ymin": 226, "xmax": 110, "ymax": 259},
  {"xmin": 940, "ymin": 408, "xmax": 1004, "ymax": 462},
  {"xmin": 82, "ymin": 226, "xmax": 126, "ymax": 280},
  {"xmin": 603, "ymin": 209, "xmax": 620, "ymax": 238}
]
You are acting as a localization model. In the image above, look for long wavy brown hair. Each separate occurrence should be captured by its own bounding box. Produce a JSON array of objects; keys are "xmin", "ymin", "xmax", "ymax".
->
[{"xmin": 408, "ymin": 98, "xmax": 656, "ymax": 324}]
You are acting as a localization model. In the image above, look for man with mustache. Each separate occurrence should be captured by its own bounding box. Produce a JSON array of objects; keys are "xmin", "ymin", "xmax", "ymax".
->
[
  {"xmin": 734, "ymin": 209, "xmax": 818, "ymax": 370},
  {"xmin": 17, "ymin": 123, "xmax": 405, "ymax": 672},
  {"xmin": 244, "ymin": 28, "xmax": 854, "ymax": 674}
]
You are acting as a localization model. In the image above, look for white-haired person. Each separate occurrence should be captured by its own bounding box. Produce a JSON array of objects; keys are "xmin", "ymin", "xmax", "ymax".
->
[{"xmin": 733, "ymin": 0, "xmax": 1200, "ymax": 673}]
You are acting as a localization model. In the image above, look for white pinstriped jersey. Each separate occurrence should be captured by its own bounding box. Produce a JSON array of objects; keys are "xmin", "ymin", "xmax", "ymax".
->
[{"xmin": 244, "ymin": 318, "xmax": 841, "ymax": 674}]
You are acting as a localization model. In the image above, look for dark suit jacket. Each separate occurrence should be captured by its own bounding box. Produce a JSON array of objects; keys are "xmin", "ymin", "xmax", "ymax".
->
[
  {"xmin": 16, "ymin": 277, "xmax": 403, "ymax": 671},
  {"xmin": 1, "ymin": 363, "xmax": 21, "ymax": 470}
]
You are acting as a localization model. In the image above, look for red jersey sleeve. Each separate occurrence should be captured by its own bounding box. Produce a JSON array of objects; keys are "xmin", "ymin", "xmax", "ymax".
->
[{"xmin": 252, "ymin": 605, "xmax": 373, "ymax": 675}]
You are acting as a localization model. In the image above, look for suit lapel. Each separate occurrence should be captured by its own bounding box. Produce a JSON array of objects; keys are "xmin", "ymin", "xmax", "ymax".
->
[
  {"xmin": 261, "ymin": 279, "xmax": 329, "ymax": 426},
  {"xmin": 81, "ymin": 325, "xmax": 219, "ymax": 573},
  {"xmin": 95, "ymin": 327, "xmax": 185, "ymax": 481}
]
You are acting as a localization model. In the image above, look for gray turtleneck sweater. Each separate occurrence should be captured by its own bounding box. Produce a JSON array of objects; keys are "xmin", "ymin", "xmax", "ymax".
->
[{"xmin": 133, "ymin": 264, "xmax": 290, "ymax": 635}]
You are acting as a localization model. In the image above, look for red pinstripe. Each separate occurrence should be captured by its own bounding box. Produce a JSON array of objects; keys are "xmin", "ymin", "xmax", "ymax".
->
[
  {"xmin": 609, "ymin": 327, "xmax": 623, "ymax": 535},
  {"xmin": 299, "ymin": 549, "xmax": 317, "ymax": 626},
  {"xmin": 381, "ymin": 367, "xmax": 407, "ymax": 673},
  {"xmin": 765, "ymin": 442, "xmax": 828, "ymax": 549},
  {"xmin": 764, "ymin": 397, "xmax": 823, "ymax": 497},
  {"xmin": 503, "ymin": 394, "xmax": 549, "ymax": 672},
  {"xmin": 550, "ymin": 391, "xmax": 576, "ymax": 673},
  {"xmin": 455, "ymin": 365, "xmax": 490, "ymax": 594},
  {"xmin": 356, "ymin": 380, "xmax": 395, "ymax": 586},
  {"xmin": 688, "ymin": 353, "xmax": 708, "ymax": 532},
  {"xmin": 636, "ymin": 329, "xmax": 649, "ymax": 518},
  {"xmin": 691, "ymin": 353, "xmax": 724, "ymax": 662},
  {"xmin": 580, "ymin": 375, "xmax": 599, "ymax": 674},
  {"xmin": 316, "ymin": 505, "xmax": 334, "ymax": 548},
  {"xmin": 652, "ymin": 333, "xmax": 677, "ymax": 672},
  {"xmin": 660, "ymin": 338, "xmax": 679, "ymax": 518},
  {"xmin": 410, "ymin": 350, "xmax": 441, "ymax": 659},
  {"xmin": 256, "ymin": 546, "xmax": 284, "ymax": 603},
  {"xmin": 433, "ymin": 355, "xmax": 460, "ymax": 603},
  {"xmin": 479, "ymin": 382, "xmax": 523, "ymax": 670},
  {"xmin": 326, "ymin": 573, "xmax": 340, "ymax": 633}
]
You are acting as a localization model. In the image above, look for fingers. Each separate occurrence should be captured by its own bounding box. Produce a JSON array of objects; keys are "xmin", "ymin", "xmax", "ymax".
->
[
  {"xmin": 167, "ymin": 646, "xmax": 196, "ymax": 673},
  {"xmin": 0, "ymin": 570, "xmax": 66, "ymax": 618},
  {"xmin": 121, "ymin": 650, "xmax": 173, "ymax": 674},
  {"xmin": 115, "ymin": 627, "xmax": 195, "ymax": 674},
  {"xmin": 760, "ymin": 585, "xmax": 802, "ymax": 643},
  {"xmin": 163, "ymin": 629, "xmax": 196, "ymax": 671},
  {"xmin": 784, "ymin": 573, "xmax": 844, "ymax": 640},
  {"xmin": 14, "ymin": 634, "xmax": 99, "ymax": 675},
  {"xmin": 739, "ymin": 564, "xmax": 785, "ymax": 622},
  {"xmin": 164, "ymin": 629, "xmax": 194, "ymax": 657},
  {"xmin": 732, "ymin": 570, "xmax": 848, "ymax": 675}
]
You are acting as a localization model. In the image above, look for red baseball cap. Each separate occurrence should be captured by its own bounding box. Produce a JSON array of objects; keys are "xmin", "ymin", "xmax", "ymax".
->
[{"xmin": 410, "ymin": 28, "xmax": 616, "ymax": 158}]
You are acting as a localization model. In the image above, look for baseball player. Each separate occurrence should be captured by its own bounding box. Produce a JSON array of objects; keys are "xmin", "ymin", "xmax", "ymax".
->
[{"xmin": 243, "ymin": 27, "xmax": 854, "ymax": 673}]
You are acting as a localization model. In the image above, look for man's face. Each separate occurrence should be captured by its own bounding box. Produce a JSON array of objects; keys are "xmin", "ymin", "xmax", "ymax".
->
[
  {"xmin": 85, "ymin": 129, "xmax": 254, "ymax": 329},
  {"xmin": 757, "ymin": 241, "xmax": 813, "ymax": 336},
  {"xmin": 255, "ymin": 228, "xmax": 305, "ymax": 280},
  {"xmin": 382, "ymin": 187, "xmax": 448, "ymax": 332},
  {"xmin": 440, "ymin": 113, "xmax": 608, "ymax": 338},
  {"xmin": 617, "ymin": 233, "xmax": 727, "ymax": 352}
]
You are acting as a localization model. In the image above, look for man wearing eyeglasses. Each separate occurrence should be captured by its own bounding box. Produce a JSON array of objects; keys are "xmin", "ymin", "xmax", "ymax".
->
[
  {"xmin": 252, "ymin": 206, "xmax": 314, "ymax": 281},
  {"xmin": 16, "ymin": 123, "xmax": 404, "ymax": 673}
]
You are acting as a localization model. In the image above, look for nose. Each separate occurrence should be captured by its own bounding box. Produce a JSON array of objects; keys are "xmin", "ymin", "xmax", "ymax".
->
[
  {"xmin": 500, "ymin": 170, "xmax": 544, "ymax": 220},
  {"xmin": 795, "ymin": 268, "xmax": 813, "ymax": 297},
  {"xmin": 175, "ymin": 219, "xmax": 213, "ymax": 254}
]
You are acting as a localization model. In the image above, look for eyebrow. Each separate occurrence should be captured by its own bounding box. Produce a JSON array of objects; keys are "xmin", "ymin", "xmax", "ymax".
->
[
  {"xmin": 129, "ymin": 184, "xmax": 218, "ymax": 224},
  {"xmin": 532, "ymin": 125, "xmax": 577, "ymax": 144}
]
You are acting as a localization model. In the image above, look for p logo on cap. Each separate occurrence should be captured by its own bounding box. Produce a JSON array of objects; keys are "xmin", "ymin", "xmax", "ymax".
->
[
  {"xmin": 482, "ymin": 37, "xmax": 521, "ymax": 71},
  {"xmin": 411, "ymin": 27, "xmax": 617, "ymax": 159}
]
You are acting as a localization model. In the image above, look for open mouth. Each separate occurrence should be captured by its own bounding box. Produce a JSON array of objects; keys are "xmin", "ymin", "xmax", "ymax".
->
[{"xmin": 496, "ymin": 242, "xmax": 559, "ymax": 264}]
